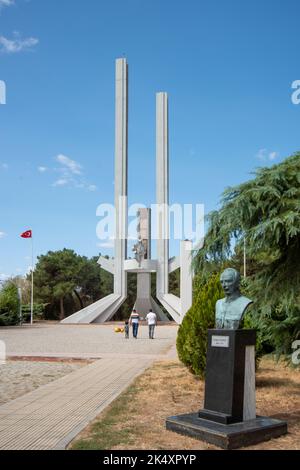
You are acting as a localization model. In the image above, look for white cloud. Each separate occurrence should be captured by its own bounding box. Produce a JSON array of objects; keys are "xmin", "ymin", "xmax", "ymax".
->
[
  {"xmin": 38, "ymin": 166, "xmax": 48, "ymax": 173},
  {"xmin": 56, "ymin": 154, "xmax": 82, "ymax": 175},
  {"xmin": 0, "ymin": 231, "xmax": 6, "ymax": 239},
  {"xmin": 97, "ymin": 241, "xmax": 114, "ymax": 249},
  {"xmin": 53, "ymin": 178, "xmax": 69, "ymax": 187},
  {"xmin": 268, "ymin": 151, "xmax": 278, "ymax": 161},
  {"xmin": 0, "ymin": 34, "xmax": 39, "ymax": 54},
  {"xmin": 256, "ymin": 149, "xmax": 279, "ymax": 162},
  {"xmin": 0, "ymin": 0, "xmax": 14, "ymax": 9},
  {"xmin": 50, "ymin": 154, "xmax": 97, "ymax": 192}
]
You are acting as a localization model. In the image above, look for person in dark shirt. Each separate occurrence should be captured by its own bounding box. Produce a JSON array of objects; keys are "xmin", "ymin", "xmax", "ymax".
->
[
  {"xmin": 124, "ymin": 320, "xmax": 129, "ymax": 339},
  {"xmin": 129, "ymin": 309, "xmax": 140, "ymax": 338}
]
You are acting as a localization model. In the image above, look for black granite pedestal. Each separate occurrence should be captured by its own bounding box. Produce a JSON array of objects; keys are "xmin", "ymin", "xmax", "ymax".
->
[
  {"xmin": 199, "ymin": 329, "xmax": 256, "ymax": 424},
  {"xmin": 166, "ymin": 329, "xmax": 288, "ymax": 449},
  {"xmin": 166, "ymin": 414, "xmax": 288, "ymax": 450}
]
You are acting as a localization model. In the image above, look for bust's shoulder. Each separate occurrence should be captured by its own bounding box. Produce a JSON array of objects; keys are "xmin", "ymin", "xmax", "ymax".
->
[
  {"xmin": 216, "ymin": 298, "xmax": 226, "ymax": 313},
  {"xmin": 236, "ymin": 296, "xmax": 253, "ymax": 305},
  {"xmin": 232, "ymin": 296, "xmax": 253, "ymax": 313}
]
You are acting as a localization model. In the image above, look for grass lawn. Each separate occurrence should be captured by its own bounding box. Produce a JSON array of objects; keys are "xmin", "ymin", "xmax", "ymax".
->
[{"xmin": 70, "ymin": 357, "xmax": 300, "ymax": 450}]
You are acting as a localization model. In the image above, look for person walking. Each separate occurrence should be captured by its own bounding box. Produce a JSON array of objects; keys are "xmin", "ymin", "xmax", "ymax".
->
[
  {"xmin": 129, "ymin": 309, "xmax": 140, "ymax": 339},
  {"xmin": 146, "ymin": 309, "xmax": 157, "ymax": 339},
  {"xmin": 124, "ymin": 320, "xmax": 129, "ymax": 339}
]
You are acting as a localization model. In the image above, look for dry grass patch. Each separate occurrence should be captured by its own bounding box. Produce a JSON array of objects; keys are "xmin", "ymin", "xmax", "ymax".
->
[{"xmin": 70, "ymin": 357, "xmax": 300, "ymax": 450}]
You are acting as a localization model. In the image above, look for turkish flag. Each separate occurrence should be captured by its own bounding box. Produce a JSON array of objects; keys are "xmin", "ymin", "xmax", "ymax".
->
[{"xmin": 21, "ymin": 230, "xmax": 32, "ymax": 239}]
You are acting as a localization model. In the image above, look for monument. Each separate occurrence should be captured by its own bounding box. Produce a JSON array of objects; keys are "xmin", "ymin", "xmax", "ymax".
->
[
  {"xmin": 62, "ymin": 59, "xmax": 193, "ymax": 325},
  {"xmin": 131, "ymin": 208, "xmax": 168, "ymax": 320},
  {"xmin": 166, "ymin": 269, "xmax": 288, "ymax": 449}
]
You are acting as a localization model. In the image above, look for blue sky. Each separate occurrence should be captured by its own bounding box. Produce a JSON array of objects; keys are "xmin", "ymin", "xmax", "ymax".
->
[{"xmin": 0, "ymin": 0, "xmax": 300, "ymax": 279}]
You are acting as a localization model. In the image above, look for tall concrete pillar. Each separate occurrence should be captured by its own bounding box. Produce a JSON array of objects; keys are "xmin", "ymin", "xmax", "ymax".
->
[
  {"xmin": 156, "ymin": 92, "xmax": 169, "ymax": 298},
  {"xmin": 61, "ymin": 58, "xmax": 129, "ymax": 324},
  {"xmin": 180, "ymin": 240, "xmax": 193, "ymax": 318},
  {"xmin": 114, "ymin": 58, "xmax": 128, "ymax": 297}
]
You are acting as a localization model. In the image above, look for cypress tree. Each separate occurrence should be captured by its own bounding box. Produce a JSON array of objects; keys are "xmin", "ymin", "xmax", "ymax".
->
[{"xmin": 177, "ymin": 274, "xmax": 223, "ymax": 377}]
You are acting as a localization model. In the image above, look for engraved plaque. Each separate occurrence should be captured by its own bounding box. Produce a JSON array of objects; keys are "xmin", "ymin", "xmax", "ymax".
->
[{"xmin": 211, "ymin": 335, "xmax": 230, "ymax": 348}]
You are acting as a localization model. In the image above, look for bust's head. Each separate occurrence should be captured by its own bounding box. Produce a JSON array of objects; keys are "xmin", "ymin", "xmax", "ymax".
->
[{"xmin": 220, "ymin": 268, "xmax": 240, "ymax": 298}]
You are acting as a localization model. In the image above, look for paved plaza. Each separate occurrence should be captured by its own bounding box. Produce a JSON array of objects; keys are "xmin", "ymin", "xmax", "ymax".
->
[
  {"xmin": 0, "ymin": 323, "xmax": 177, "ymax": 450},
  {"xmin": 1, "ymin": 323, "xmax": 177, "ymax": 359}
]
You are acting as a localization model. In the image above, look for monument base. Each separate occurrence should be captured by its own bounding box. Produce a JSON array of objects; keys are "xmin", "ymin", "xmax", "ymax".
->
[{"xmin": 166, "ymin": 413, "xmax": 287, "ymax": 450}]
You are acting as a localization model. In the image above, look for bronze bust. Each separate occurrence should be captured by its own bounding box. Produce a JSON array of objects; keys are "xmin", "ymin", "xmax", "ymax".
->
[{"xmin": 215, "ymin": 268, "xmax": 253, "ymax": 330}]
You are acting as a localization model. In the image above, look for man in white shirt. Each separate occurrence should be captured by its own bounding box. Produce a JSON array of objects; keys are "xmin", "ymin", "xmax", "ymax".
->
[{"xmin": 146, "ymin": 309, "xmax": 157, "ymax": 339}]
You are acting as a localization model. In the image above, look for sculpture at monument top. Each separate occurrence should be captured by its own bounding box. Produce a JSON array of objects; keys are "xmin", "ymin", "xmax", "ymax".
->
[
  {"xmin": 132, "ymin": 238, "xmax": 146, "ymax": 267},
  {"xmin": 215, "ymin": 268, "xmax": 253, "ymax": 330}
]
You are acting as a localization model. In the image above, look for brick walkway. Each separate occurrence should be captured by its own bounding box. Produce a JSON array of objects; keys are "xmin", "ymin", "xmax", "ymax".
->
[
  {"xmin": 0, "ymin": 356, "xmax": 153, "ymax": 450},
  {"xmin": 0, "ymin": 324, "xmax": 178, "ymax": 450}
]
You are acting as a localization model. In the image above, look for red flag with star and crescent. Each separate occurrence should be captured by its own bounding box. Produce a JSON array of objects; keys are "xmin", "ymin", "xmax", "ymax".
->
[{"xmin": 21, "ymin": 230, "xmax": 32, "ymax": 239}]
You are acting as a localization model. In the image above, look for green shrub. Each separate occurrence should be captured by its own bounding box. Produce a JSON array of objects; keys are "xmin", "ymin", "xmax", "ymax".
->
[
  {"xmin": 177, "ymin": 274, "xmax": 223, "ymax": 377},
  {"xmin": 21, "ymin": 304, "xmax": 46, "ymax": 322},
  {"xmin": 0, "ymin": 282, "xmax": 19, "ymax": 326}
]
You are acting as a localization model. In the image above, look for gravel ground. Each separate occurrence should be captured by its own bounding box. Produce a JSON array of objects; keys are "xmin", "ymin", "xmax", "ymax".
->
[{"xmin": 0, "ymin": 360, "xmax": 84, "ymax": 405}]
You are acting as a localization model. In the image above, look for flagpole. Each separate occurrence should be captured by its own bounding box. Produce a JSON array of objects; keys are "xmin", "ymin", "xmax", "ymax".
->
[
  {"xmin": 243, "ymin": 236, "xmax": 247, "ymax": 279},
  {"xmin": 31, "ymin": 235, "xmax": 34, "ymax": 325}
]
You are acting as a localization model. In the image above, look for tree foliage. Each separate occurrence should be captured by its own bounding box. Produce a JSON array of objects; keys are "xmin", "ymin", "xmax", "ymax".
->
[
  {"xmin": 0, "ymin": 281, "xmax": 19, "ymax": 326},
  {"xmin": 193, "ymin": 153, "xmax": 300, "ymax": 359},
  {"xmin": 33, "ymin": 249, "xmax": 112, "ymax": 320},
  {"xmin": 195, "ymin": 153, "xmax": 300, "ymax": 303}
]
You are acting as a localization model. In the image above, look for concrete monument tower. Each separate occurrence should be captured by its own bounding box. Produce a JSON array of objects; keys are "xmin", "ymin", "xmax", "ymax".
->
[{"xmin": 62, "ymin": 59, "xmax": 192, "ymax": 325}]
